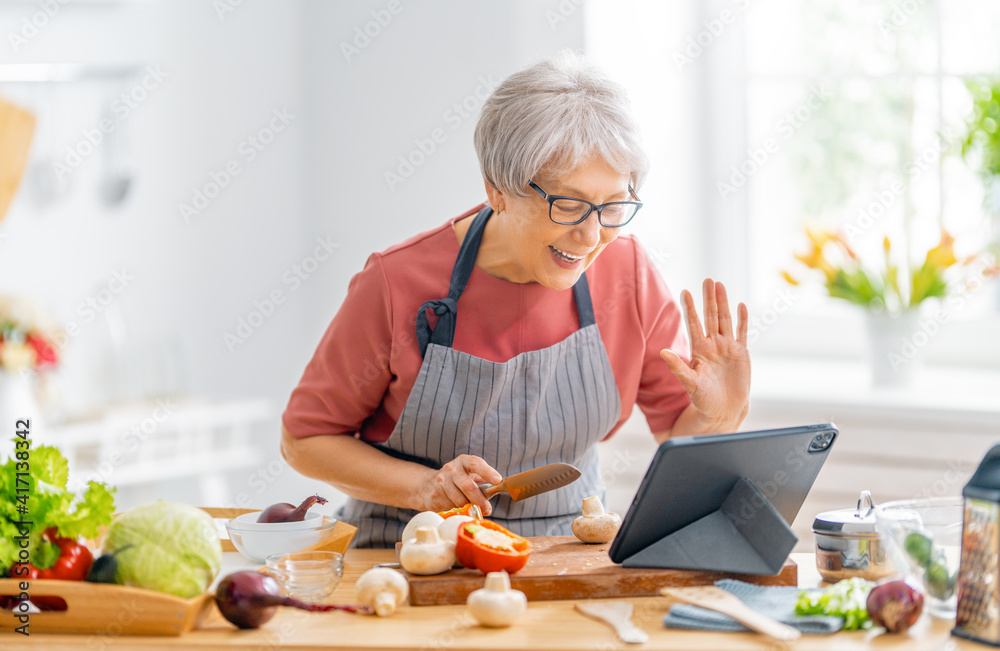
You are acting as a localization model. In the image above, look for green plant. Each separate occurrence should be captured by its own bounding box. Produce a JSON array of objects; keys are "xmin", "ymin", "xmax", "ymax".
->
[
  {"xmin": 784, "ymin": 226, "xmax": 998, "ymax": 313},
  {"xmin": 962, "ymin": 79, "xmax": 1000, "ymax": 177}
]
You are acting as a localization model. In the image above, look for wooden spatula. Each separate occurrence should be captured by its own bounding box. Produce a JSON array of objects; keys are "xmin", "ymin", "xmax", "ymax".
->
[
  {"xmin": 575, "ymin": 601, "xmax": 649, "ymax": 644},
  {"xmin": 661, "ymin": 586, "xmax": 801, "ymax": 642}
]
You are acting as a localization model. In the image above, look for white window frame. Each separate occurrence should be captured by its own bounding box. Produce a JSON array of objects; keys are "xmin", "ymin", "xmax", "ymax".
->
[{"xmin": 695, "ymin": 0, "xmax": 1000, "ymax": 369}]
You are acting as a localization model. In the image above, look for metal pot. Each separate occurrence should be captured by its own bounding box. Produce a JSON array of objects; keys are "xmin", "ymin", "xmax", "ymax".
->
[{"xmin": 812, "ymin": 490, "xmax": 895, "ymax": 583}]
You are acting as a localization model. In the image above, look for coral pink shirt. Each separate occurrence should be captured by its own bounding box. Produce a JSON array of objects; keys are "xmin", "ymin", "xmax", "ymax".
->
[{"xmin": 283, "ymin": 205, "xmax": 691, "ymax": 443}]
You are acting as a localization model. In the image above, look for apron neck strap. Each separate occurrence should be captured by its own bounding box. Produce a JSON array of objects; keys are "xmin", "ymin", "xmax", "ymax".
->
[{"xmin": 416, "ymin": 205, "xmax": 597, "ymax": 357}]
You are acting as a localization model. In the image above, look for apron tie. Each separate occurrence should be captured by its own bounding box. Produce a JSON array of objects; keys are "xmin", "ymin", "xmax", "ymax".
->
[{"xmin": 416, "ymin": 297, "xmax": 458, "ymax": 357}]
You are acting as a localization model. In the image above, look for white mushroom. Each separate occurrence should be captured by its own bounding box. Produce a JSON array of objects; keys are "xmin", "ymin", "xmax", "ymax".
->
[
  {"xmin": 467, "ymin": 570, "xmax": 527, "ymax": 628},
  {"xmin": 571, "ymin": 496, "xmax": 622, "ymax": 544},
  {"xmin": 354, "ymin": 567, "xmax": 409, "ymax": 617},
  {"xmin": 400, "ymin": 511, "xmax": 445, "ymax": 544},
  {"xmin": 437, "ymin": 514, "xmax": 475, "ymax": 545},
  {"xmin": 399, "ymin": 526, "xmax": 456, "ymax": 575}
]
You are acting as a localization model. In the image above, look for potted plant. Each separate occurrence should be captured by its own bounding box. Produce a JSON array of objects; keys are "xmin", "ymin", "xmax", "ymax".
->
[
  {"xmin": 961, "ymin": 79, "xmax": 1000, "ymax": 219},
  {"xmin": 784, "ymin": 227, "xmax": 998, "ymax": 386}
]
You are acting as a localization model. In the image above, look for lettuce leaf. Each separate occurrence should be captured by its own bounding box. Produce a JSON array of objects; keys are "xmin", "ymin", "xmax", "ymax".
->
[
  {"xmin": 0, "ymin": 440, "xmax": 116, "ymax": 571},
  {"xmin": 795, "ymin": 577, "xmax": 875, "ymax": 630}
]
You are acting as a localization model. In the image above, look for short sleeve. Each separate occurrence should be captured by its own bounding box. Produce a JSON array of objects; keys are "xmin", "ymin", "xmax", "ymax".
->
[
  {"xmin": 282, "ymin": 253, "xmax": 394, "ymax": 438},
  {"xmin": 632, "ymin": 240, "xmax": 692, "ymax": 434}
]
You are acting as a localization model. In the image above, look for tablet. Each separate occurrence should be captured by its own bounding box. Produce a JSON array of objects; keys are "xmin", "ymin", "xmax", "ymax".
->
[{"xmin": 607, "ymin": 423, "xmax": 837, "ymax": 574}]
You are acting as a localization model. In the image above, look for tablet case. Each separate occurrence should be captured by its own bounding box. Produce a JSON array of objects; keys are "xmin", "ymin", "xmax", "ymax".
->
[{"xmin": 609, "ymin": 424, "xmax": 837, "ymax": 575}]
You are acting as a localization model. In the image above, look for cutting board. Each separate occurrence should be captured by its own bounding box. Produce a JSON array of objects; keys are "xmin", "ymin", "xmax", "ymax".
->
[{"xmin": 402, "ymin": 536, "xmax": 797, "ymax": 606}]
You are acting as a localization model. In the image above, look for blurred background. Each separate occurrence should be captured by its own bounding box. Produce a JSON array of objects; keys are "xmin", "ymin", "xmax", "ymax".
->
[{"xmin": 0, "ymin": 0, "xmax": 998, "ymax": 548}]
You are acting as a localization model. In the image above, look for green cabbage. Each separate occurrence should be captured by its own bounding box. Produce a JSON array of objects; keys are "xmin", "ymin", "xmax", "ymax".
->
[{"xmin": 102, "ymin": 501, "xmax": 221, "ymax": 598}]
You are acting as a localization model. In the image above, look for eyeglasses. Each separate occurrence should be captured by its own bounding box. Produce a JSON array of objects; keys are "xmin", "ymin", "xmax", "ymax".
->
[{"xmin": 528, "ymin": 180, "xmax": 643, "ymax": 227}]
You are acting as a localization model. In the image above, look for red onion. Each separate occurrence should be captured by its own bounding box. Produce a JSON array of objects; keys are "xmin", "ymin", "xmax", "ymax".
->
[
  {"xmin": 256, "ymin": 494, "xmax": 328, "ymax": 523},
  {"xmin": 215, "ymin": 571, "xmax": 369, "ymax": 629},
  {"xmin": 866, "ymin": 579, "xmax": 924, "ymax": 633}
]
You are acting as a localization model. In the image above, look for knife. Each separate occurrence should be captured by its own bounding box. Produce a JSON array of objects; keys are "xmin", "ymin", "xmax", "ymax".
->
[{"xmin": 477, "ymin": 463, "xmax": 581, "ymax": 501}]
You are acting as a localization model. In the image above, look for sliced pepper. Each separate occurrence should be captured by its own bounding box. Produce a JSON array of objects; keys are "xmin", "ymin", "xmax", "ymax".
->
[
  {"xmin": 455, "ymin": 520, "xmax": 531, "ymax": 574},
  {"xmin": 438, "ymin": 503, "xmax": 483, "ymax": 519}
]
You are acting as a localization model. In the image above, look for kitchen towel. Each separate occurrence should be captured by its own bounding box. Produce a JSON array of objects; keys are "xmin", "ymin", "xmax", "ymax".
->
[{"xmin": 663, "ymin": 579, "xmax": 844, "ymax": 635}]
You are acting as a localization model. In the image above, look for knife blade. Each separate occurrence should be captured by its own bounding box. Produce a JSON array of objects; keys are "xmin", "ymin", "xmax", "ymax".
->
[{"xmin": 477, "ymin": 463, "xmax": 581, "ymax": 501}]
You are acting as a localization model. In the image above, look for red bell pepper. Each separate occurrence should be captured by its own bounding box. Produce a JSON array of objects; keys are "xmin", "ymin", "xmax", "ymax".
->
[
  {"xmin": 437, "ymin": 503, "xmax": 483, "ymax": 519},
  {"xmin": 455, "ymin": 520, "xmax": 531, "ymax": 574},
  {"xmin": 3, "ymin": 528, "xmax": 92, "ymax": 612},
  {"xmin": 17, "ymin": 527, "xmax": 94, "ymax": 581}
]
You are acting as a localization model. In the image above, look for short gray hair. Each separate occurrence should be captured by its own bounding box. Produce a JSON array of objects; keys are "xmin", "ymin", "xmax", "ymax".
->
[{"xmin": 474, "ymin": 50, "xmax": 648, "ymax": 198}]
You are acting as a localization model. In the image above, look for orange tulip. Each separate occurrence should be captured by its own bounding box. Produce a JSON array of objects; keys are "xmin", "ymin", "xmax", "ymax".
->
[
  {"xmin": 804, "ymin": 225, "xmax": 836, "ymax": 250},
  {"xmin": 925, "ymin": 230, "xmax": 957, "ymax": 270},
  {"xmin": 833, "ymin": 231, "xmax": 859, "ymax": 260},
  {"xmin": 781, "ymin": 270, "xmax": 800, "ymax": 286}
]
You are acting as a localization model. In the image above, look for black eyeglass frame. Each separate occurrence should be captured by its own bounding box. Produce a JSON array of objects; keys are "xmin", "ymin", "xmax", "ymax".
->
[{"xmin": 528, "ymin": 180, "xmax": 643, "ymax": 227}]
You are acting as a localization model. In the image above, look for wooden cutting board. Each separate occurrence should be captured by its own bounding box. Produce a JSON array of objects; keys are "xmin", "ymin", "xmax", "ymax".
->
[{"xmin": 402, "ymin": 536, "xmax": 797, "ymax": 606}]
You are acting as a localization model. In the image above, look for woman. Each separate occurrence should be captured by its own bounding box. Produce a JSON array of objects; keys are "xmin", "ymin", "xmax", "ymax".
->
[{"xmin": 281, "ymin": 52, "xmax": 751, "ymax": 548}]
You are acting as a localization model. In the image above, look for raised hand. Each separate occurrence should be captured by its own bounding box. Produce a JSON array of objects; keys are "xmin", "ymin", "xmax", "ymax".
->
[{"xmin": 659, "ymin": 278, "xmax": 751, "ymax": 429}]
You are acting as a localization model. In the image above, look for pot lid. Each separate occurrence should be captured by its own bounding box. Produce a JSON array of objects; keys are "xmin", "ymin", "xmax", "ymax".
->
[{"xmin": 812, "ymin": 490, "xmax": 880, "ymax": 536}]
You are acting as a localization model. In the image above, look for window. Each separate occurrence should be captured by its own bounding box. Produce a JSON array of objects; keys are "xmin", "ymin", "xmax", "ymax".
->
[{"xmin": 587, "ymin": 0, "xmax": 1000, "ymax": 367}]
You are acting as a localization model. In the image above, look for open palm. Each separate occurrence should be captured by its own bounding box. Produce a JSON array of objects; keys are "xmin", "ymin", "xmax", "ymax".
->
[{"xmin": 660, "ymin": 279, "xmax": 751, "ymax": 425}]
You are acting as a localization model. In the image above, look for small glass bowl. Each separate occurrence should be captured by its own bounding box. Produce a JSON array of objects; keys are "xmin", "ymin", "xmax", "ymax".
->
[
  {"xmin": 225, "ymin": 517, "xmax": 339, "ymax": 563},
  {"xmin": 265, "ymin": 551, "xmax": 344, "ymax": 603},
  {"xmin": 874, "ymin": 497, "xmax": 963, "ymax": 619}
]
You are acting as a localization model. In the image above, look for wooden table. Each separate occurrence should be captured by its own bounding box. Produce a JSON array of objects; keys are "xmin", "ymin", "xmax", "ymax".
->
[{"xmin": 2, "ymin": 552, "xmax": 972, "ymax": 650}]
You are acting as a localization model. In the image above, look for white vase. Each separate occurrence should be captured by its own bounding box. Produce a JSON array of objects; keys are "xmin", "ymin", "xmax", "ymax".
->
[
  {"xmin": 865, "ymin": 311, "xmax": 924, "ymax": 387},
  {"xmin": 0, "ymin": 372, "xmax": 44, "ymax": 433}
]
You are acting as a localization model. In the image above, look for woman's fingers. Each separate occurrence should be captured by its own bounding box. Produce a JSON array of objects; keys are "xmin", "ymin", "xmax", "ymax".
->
[
  {"xmin": 715, "ymin": 282, "xmax": 734, "ymax": 338},
  {"xmin": 660, "ymin": 349, "xmax": 698, "ymax": 396},
  {"xmin": 680, "ymin": 289, "xmax": 705, "ymax": 343},
  {"xmin": 455, "ymin": 474, "xmax": 492, "ymax": 516},
  {"xmin": 441, "ymin": 478, "xmax": 472, "ymax": 512},
  {"xmin": 450, "ymin": 455, "xmax": 500, "ymax": 516},
  {"xmin": 737, "ymin": 302, "xmax": 749, "ymax": 345},
  {"xmin": 463, "ymin": 455, "xmax": 502, "ymax": 486},
  {"xmin": 702, "ymin": 278, "xmax": 719, "ymax": 337}
]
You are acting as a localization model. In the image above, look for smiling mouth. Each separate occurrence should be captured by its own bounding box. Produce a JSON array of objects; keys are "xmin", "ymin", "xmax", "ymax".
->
[{"xmin": 550, "ymin": 246, "xmax": 585, "ymax": 263}]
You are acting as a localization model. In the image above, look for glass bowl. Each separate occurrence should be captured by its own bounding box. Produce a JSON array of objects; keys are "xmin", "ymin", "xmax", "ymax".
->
[
  {"xmin": 225, "ymin": 517, "xmax": 339, "ymax": 563},
  {"xmin": 230, "ymin": 510, "xmax": 324, "ymax": 531},
  {"xmin": 874, "ymin": 496, "xmax": 963, "ymax": 618},
  {"xmin": 266, "ymin": 551, "xmax": 343, "ymax": 603}
]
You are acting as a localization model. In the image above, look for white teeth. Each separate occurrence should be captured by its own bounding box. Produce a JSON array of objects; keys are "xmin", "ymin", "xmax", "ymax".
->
[{"xmin": 551, "ymin": 246, "xmax": 583, "ymax": 262}]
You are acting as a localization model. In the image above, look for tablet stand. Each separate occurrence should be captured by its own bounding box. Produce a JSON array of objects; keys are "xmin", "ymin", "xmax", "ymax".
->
[{"xmin": 620, "ymin": 478, "xmax": 797, "ymax": 575}]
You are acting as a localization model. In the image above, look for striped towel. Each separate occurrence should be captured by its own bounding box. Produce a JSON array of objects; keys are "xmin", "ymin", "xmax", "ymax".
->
[{"xmin": 663, "ymin": 579, "xmax": 844, "ymax": 635}]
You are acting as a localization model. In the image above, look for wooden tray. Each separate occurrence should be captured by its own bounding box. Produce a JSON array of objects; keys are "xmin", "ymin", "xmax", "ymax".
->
[
  {"xmin": 0, "ymin": 579, "xmax": 214, "ymax": 635},
  {"xmin": 402, "ymin": 535, "xmax": 797, "ymax": 606},
  {"xmin": 0, "ymin": 507, "xmax": 356, "ymax": 635}
]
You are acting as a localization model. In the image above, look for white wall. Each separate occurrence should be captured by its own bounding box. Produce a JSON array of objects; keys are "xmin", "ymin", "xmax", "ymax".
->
[
  {"xmin": 0, "ymin": 2, "xmax": 310, "ymax": 410},
  {"xmin": 0, "ymin": 0, "xmax": 587, "ymax": 511},
  {"xmin": 300, "ymin": 0, "xmax": 588, "ymax": 335}
]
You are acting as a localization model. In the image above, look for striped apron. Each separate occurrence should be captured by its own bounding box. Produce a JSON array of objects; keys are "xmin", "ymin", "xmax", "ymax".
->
[{"xmin": 339, "ymin": 205, "xmax": 622, "ymax": 547}]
